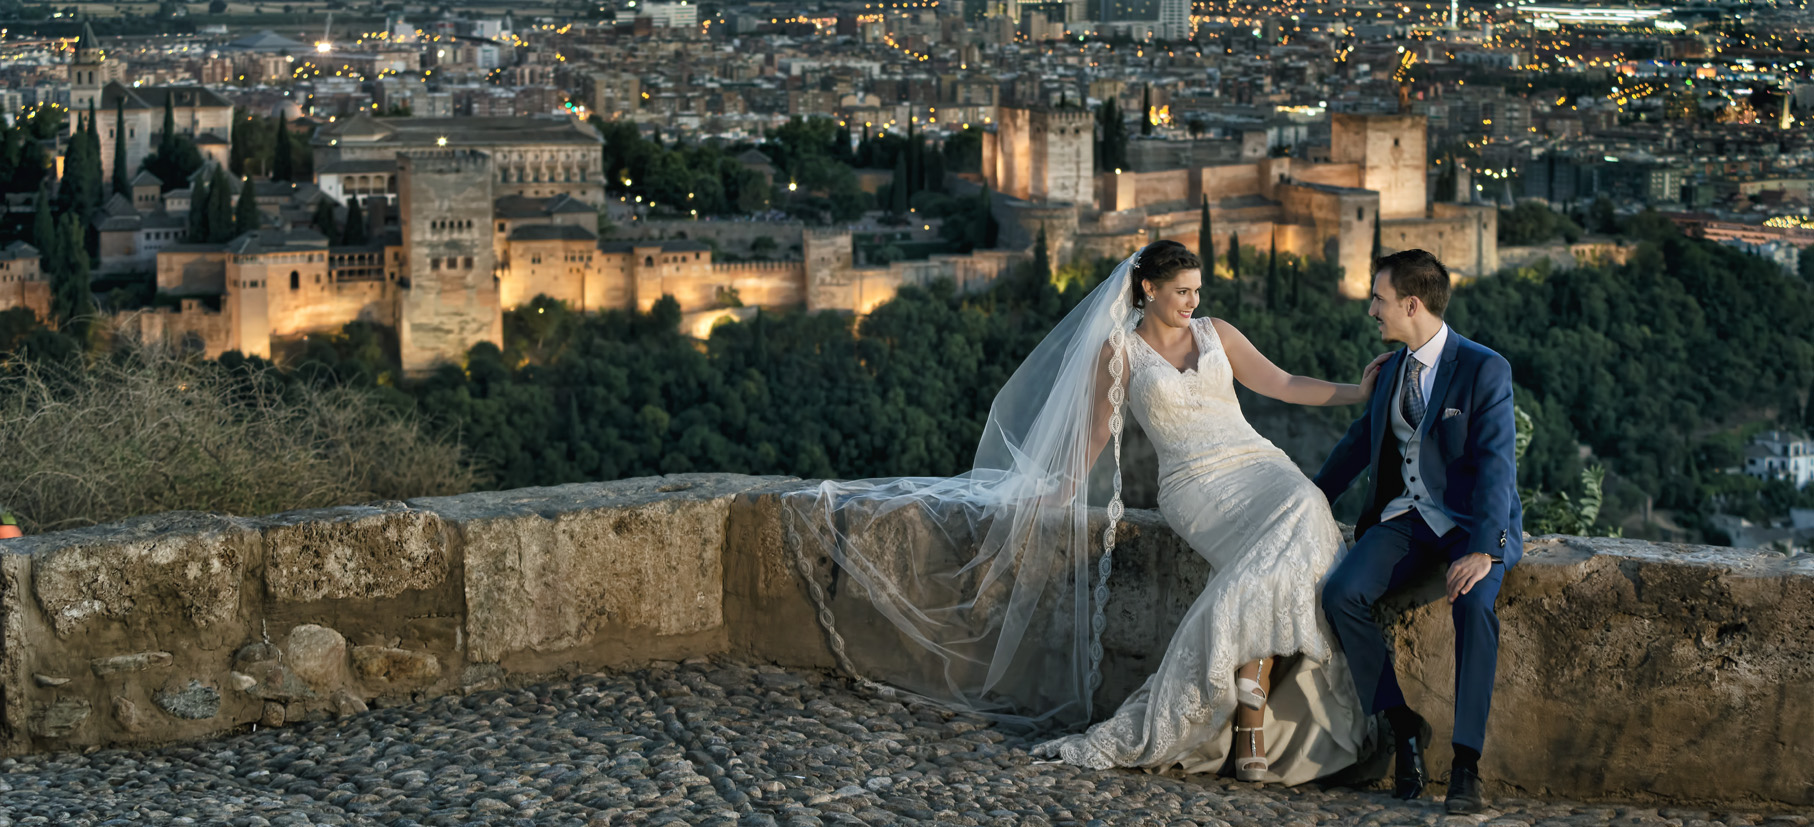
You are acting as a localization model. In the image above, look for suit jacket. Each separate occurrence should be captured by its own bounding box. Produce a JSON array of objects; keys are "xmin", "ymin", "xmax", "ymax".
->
[{"xmin": 1312, "ymin": 329, "xmax": 1525, "ymax": 568}]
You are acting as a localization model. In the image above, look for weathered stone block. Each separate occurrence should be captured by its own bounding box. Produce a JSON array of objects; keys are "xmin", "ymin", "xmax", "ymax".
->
[
  {"xmin": 112, "ymin": 697, "xmax": 146, "ymax": 733},
  {"xmin": 413, "ymin": 474, "xmax": 786, "ymax": 666},
  {"xmin": 25, "ymin": 512, "xmax": 255, "ymax": 638},
  {"xmin": 261, "ymin": 504, "xmax": 450, "ymax": 603},
  {"xmin": 351, "ymin": 645, "xmax": 442, "ymax": 687},
  {"xmin": 284, "ymin": 624, "xmax": 348, "ymax": 691},
  {"xmin": 154, "ymin": 680, "xmax": 221, "ymax": 720},
  {"xmin": 90, "ymin": 651, "xmax": 174, "ymax": 677},
  {"xmin": 1378, "ymin": 537, "xmax": 1814, "ymax": 805},
  {"xmin": 30, "ymin": 697, "xmax": 91, "ymax": 739}
]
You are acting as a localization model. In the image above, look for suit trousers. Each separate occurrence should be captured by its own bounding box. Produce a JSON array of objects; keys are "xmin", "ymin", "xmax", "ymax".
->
[{"xmin": 1321, "ymin": 511, "xmax": 1503, "ymax": 752}]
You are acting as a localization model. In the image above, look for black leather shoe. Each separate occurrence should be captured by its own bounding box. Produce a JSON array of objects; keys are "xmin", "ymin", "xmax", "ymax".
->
[
  {"xmin": 1393, "ymin": 733, "xmax": 1426, "ymax": 800},
  {"xmin": 1446, "ymin": 766, "xmax": 1485, "ymax": 814}
]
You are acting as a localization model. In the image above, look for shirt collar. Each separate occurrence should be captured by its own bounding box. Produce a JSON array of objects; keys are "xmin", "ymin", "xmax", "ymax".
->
[{"xmin": 1408, "ymin": 323, "xmax": 1450, "ymax": 369}]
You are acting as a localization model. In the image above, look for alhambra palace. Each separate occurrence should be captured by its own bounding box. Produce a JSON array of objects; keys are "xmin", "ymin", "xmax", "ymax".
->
[{"xmin": 5, "ymin": 31, "xmax": 1497, "ymax": 374}]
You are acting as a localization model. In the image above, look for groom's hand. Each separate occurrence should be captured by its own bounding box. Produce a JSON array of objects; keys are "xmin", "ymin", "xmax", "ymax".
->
[{"xmin": 1446, "ymin": 553, "xmax": 1494, "ymax": 603}]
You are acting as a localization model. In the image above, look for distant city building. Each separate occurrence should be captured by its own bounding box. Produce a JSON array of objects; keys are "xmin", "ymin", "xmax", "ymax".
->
[{"xmin": 1745, "ymin": 431, "xmax": 1814, "ymax": 490}]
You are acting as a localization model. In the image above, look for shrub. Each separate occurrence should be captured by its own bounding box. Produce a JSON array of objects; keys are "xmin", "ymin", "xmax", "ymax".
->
[{"xmin": 0, "ymin": 345, "xmax": 479, "ymax": 532}]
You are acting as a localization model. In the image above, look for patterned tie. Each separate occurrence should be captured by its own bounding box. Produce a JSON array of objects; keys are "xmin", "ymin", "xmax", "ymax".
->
[{"xmin": 1402, "ymin": 357, "xmax": 1427, "ymax": 428}]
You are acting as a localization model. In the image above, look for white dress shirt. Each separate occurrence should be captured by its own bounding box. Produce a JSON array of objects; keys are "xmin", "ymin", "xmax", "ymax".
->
[{"xmin": 1380, "ymin": 323, "xmax": 1457, "ymax": 534}]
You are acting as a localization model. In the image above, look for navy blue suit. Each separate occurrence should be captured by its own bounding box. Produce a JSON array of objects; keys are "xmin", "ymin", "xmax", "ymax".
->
[{"xmin": 1312, "ymin": 328, "xmax": 1523, "ymax": 753}]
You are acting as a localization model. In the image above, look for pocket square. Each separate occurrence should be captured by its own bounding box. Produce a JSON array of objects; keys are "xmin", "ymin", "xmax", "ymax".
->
[{"xmin": 1442, "ymin": 408, "xmax": 1463, "ymax": 420}]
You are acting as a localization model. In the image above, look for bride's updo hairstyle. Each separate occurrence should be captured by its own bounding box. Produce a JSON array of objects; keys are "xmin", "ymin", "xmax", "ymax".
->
[{"xmin": 1130, "ymin": 240, "xmax": 1202, "ymax": 311}]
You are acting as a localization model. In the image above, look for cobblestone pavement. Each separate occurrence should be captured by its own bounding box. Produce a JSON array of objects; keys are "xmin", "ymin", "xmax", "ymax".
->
[{"xmin": 0, "ymin": 661, "xmax": 1804, "ymax": 827}]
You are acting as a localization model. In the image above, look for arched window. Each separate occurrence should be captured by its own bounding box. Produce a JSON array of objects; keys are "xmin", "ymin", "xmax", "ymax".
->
[
  {"xmin": 290, "ymin": 271, "xmax": 300, "ymax": 290},
  {"xmin": 644, "ymin": 256, "xmax": 654, "ymax": 266}
]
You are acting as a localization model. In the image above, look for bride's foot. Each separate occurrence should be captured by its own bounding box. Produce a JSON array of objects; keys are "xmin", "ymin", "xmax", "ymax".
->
[{"xmin": 1234, "ymin": 725, "xmax": 1268, "ymax": 782}]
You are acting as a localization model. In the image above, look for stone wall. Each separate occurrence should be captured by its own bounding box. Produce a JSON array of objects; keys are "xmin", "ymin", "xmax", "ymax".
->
[{"xmin": 1, "ymin": 474, "xmax": 1809, "ymax": 806}]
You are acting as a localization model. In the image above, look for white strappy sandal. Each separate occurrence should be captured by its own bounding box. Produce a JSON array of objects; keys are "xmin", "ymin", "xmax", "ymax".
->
[
  {"xmin": 1234, "ymin": 725, "xmax": 1269, "ymax": 782},
  {"xmin": 1236, "ymin": 660, "xmax": 1267, "ymax": 710}
]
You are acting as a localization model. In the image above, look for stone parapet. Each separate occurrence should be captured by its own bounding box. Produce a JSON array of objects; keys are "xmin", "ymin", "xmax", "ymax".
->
[{"xmin": 0, "ymin": 474, "xmax": 1807, "ymax": 806}]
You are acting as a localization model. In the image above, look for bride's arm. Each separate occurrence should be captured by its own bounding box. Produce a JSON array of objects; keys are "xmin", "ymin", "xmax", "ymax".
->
[{"xmin": 1213, "ymin": 318, "xmax": 1384, "ymax": 407}]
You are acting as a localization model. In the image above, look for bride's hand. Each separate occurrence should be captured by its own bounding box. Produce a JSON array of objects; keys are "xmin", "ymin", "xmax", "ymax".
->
[{"xmin": 1358, "ymin": 352, "xmax": 1391, "ymax": 398}]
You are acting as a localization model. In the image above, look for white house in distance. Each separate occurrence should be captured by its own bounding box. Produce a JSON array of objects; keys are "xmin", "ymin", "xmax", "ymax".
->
[{"xmin": 1744, "ymin": 430, "xmax": 1814, "ymax": 489}]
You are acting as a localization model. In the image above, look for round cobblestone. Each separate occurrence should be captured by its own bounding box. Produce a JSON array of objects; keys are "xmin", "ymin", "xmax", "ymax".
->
[{"xmin": 0, "ymin": 661, "xmax": 1793, "ymax": 825}]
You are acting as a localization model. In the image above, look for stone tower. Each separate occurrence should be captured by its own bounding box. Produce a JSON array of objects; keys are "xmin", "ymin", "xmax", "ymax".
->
[
  {"xmin": 67, "ymin": 23, "xmax": 114, "ymax": 121},
  {"xmin": 1330, "ymin": 113, "xmax": 1428, "ymax": 221},
  {"xmin": 986, "ymin": 106, "xmax": 1096, "ymax": 207},
  {"xmin": 396, "ymin": 149, "xmax": 502, "ymax": 375},
  {"xmin": 1029, "ymin": 107, "xmax": 1094, "ymax": 206}
]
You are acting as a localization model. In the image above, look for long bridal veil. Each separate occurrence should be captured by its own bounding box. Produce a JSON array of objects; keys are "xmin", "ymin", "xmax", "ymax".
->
[{"xmin": 784, "ymin": 251, "xmax": 1140, "ymax": 729}]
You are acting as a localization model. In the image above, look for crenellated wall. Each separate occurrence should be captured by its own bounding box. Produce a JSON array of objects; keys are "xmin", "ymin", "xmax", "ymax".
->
[{"xmin": 1, "ymin": 474, "xmax": 1808, "ymax": 806}]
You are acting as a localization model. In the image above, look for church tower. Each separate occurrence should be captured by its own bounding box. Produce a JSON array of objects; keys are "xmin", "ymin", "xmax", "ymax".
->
[{"xmin": 67, "ymin": 23, "xmax": 115, "ymax": 118}]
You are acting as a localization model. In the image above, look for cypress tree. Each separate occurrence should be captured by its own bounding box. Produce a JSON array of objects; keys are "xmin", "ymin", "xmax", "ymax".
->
[
  {"xmin": 1289, "ymin": 257, "xmax": 1302, "ymax": 309},
  {"xmin": 1804, "ymin": 382, "xmax": 1814, "ymax": 434},
  {"xmin": 905, "ymin": 116, "xmax": 917, "ymax": 199},
  {"xmin": 1033, "ymin": 223, "xmax": 1050, "ymax": 282},
  {"xmin": 31, "ymin": 185, "xmax": 55, "ymax": 256},
  {"xmin": 1227, "ymin": 230, "xmax": 1240, "ymax": 282},
  {"xmin": 890, "ymin": 152, "xmax": 909, "ymax": 215},
  {"xmin": 1198, "ymin": 195, "xmax": 1214, "ymax": 275},
  {"xmin": 343, "ymin": 197, "xmax": 368, "ymax": 245},
  {"xmin": 1266, "ymin": 231, "xmax": 1279, "ymax": 311},
  {"xmin": 78, "ymin": 107, "xmax": 104, "ymax": 213},
  {"xmin": 235, "ymin": 176, "xmax": 261, "ymax": 236},
  {"xmin": 187, "ymin": 178, "xmax": 209, "ymax": 242},
  {"xmin": 926, "ymin": 148, "xmax": 946, "ymax": 193},
  {"xmin": 111, "ymin": 97, "xmax": 130, "ymax": 196},
  {"xmin": 310, "ymin": 197, "xmax": 338, "ymax": 239},
  {"xmin": 52, "ymin": 212, "xmax": 94, "ymax": 334},
  {"xmin": 1141, "ymin": 84, "xmax": 1153, "ymax": 136},
  {"xmin": 159, "ymin": 92, "xmax": 178, "ymax": 160},
  {"xmin": 0, "ymin": 120, "xmax": 18, "ymax": 185},
  {"xmin": 206, "ymin": 166, "xmax": 236, "ymax": 243},
  {"xmin": 1371, "ymin": 211, "xmax": 1382, "ymax": 266},
  {"xmin": 272, "ymin": 111, "xmax": 294, "ymax": 182}
]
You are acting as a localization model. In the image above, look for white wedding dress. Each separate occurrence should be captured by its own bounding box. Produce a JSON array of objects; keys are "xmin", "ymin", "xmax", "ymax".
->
[{"xmin": 1033, "ymin": 317, "xmax": 1370, "ymax": 785}]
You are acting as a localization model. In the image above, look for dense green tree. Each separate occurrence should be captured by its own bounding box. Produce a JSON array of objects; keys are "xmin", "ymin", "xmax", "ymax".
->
[
  {"xmin": 1096, "ymin": 97, "xmax": 1127, "ymax": 171},
  {"xmin": 343, "ymin": 197, "xmax": 368, "ymax": 245},
  {"xmin": 30, "ymin": 185, "xmax": 54, "ymax": 255},
  {"xmin": 235, "ymin": 176, "xmax": 261, "ymax": 236},
  {"xmin": 1033, "ymin": 224, "xmax": 1050, "ymax": 282},
  {"xmin": 1589, "ymin": 195, "xmax": 1617, "ymax": 234},
  {"xmin": 1140, "ymin": 85, "xmax": 1153, "ymax": 136},
  {"xmin": 1500, "ymin": 201, "xmax": 1584, "ymax": 245},
  {"xmin": 1198, "ymin": 196, "xmax": 1214, "ymax": 275},
  {"xmin": 889, "ymin": 152, "xmax": 909, "ymax": 215},
  {"xmin": 943, "ymin": 126, "xmax": 982, "ymax": 173},
  {"xmin": 187, "ymin": 177, "xmax": 209, "ymax": 242},
  {"xmin": 111, "ymin": 97, "xmax": 130, "ymax": 196},
  {"xmin": 310, "ymin": 198, "xmax": 338, "ymax": 239},
  {"xmin": 49, "ymin": 212, "xmax": 94, "ymax": 335},
  {"xmin": 205, "ymin": 166, "xmax": 236, "ymax": 243},
  {"xmin": 55, "ymin": 110, "xmax": 104, "ymax": 217},
  {"xmin": 1227, "ymin": 231, "xmax": 1240, "ymax": 282},
  {"xmin": 1266, "ymin": 232, "xmax": 1280, "ymax": 311},
  {"xmin": 144, "ymin": 96, "xmax": 204, "ymax": 194}
]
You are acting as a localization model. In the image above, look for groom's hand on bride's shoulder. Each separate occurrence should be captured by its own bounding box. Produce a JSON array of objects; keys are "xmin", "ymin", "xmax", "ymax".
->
[{"xmin": 1445, "ymin": 553, "xmax": 1494, "ymax": 603}]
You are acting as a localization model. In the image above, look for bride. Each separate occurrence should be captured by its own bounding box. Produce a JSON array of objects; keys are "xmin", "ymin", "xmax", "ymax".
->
[{"xmin": 787, "ymin": 240, "xmax": 1384, "ymax": 785}]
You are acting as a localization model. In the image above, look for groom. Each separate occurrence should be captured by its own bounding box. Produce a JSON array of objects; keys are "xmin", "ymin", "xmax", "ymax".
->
[{"xmin": 1312, "ymin": 249, "xmax": 1522, "ymax": 815}]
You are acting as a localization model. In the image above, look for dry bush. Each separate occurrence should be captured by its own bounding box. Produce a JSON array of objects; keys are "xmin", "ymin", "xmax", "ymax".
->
[{"xmin": 0, "ymin": 347, "xmax": 481, "ymax": 533}]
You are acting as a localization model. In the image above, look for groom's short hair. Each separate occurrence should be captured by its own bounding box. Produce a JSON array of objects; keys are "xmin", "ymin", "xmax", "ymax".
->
[{"xmin": 1375, "ymin": 249, "xmax": 1451, "ymax": 318}]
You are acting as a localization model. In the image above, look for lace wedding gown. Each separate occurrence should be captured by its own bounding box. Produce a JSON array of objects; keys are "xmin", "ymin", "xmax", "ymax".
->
[{"xmin": 1033, "ymin": 317, "xmax": 1370, "ymax": 784}]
